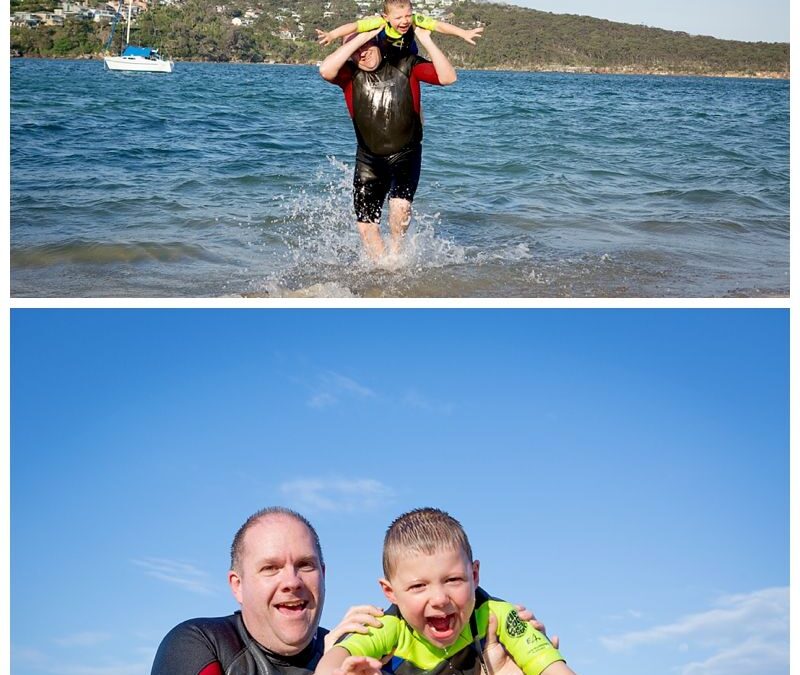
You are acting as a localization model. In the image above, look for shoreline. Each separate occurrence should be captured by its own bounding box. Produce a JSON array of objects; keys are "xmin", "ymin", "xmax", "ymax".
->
[{"xmin": 12, "ymin": 53, "xmax": 789, "ymax": 80}]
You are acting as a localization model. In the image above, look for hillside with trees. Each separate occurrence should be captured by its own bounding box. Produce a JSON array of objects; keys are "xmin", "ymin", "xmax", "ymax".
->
[{"xmin": 10, "ymin": 0, "xmax": 789, "ymax": 77}]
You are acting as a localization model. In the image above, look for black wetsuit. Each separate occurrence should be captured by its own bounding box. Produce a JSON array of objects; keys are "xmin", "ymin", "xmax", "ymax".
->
[
  {"xmin": 150, "ymin": 611, "xmax": 328, "ymax": 675},
  {"xmin": 332, "ymin": 53, "xmax": 442, "ymax": 223}
]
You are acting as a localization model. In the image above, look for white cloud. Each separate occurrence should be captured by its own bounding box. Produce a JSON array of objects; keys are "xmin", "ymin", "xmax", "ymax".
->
[
  {"xmin": 53, "ymin": 632, "xmax": 112, "ymax": 648},
  {"xmin": 279, "ymin": 477, "xmax": 394, "ymax": 513},
  {"xmin": 600, "ymin": 587, "xmax": 788, "ymax": 675},
  {"xmin": 402, "ymin": 389, "xmax": 455, "ymax": 415},
  {"xmin": 131, "ymin": 557, "xmax": 217, "ymax": 595},
  {"xmin": 681, "ymin": 635, "xmax": 788, "ymax": 675},
  {"xmin": 327, "ymin": 372, "xmax": 375, "ymax": 398},
  {"xmin": 307, "ymin": 371, "xmax": 376, "ymax": 408}
]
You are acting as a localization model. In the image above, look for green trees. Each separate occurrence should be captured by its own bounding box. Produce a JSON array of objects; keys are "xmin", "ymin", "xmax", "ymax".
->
[{"xmin": 9, "ymin": 0, "xmax": 789, "ymax": 76}]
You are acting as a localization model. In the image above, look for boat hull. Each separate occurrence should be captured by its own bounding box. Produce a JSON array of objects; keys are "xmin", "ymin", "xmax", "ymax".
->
[{"xmin": 104, "ymin": 56, "xmax": 174, "ymax": 73}]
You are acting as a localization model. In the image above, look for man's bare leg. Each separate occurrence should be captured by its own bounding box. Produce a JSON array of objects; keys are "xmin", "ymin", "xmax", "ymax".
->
[
  {"xmin": 357, "ymin": 221, "xmax": 385, "ymax": 261},
  {"xmin": 388, "ymin": 198, "xmax": 412, "ymax": 256}
]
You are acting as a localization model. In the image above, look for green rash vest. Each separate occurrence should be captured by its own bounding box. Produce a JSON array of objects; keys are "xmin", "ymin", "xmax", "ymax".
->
[
  {"xmin": 335, "ymin": 588, "xmax": 564, "ymax": 675},
  {"xmin": 356, "ymin": 13, "xmax": 439, "ymax": 39}
]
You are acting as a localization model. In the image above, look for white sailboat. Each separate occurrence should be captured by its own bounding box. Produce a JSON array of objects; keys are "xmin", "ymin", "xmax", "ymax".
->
[{"xmin": 104, "ymin": 0, "xmax": 174, "ymax": 73}]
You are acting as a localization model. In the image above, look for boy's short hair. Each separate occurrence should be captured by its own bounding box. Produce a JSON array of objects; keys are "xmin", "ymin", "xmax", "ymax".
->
[
  {"xmin": 383, "ymin": 507, "xmax": 473, "ymax": 578},
  {"xmin": 383, "ymin": 0, "xmax": 413, "ymax": 13}
]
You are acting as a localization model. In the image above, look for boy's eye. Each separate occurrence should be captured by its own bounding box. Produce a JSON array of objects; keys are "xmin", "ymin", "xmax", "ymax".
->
[{"xmin": 409, "ymin": 583, "xmax": 426, "ymax": 591}]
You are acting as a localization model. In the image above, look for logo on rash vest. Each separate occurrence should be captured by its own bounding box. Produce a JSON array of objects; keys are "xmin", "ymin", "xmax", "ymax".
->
[{"xmin": 505, "ymin": 610, "xmax": 528, "ymax": 638}]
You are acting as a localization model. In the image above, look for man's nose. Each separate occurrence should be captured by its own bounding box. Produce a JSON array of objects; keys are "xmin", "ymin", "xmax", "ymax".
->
[{"xmin": 278, "ymin": 567, "xmax": 303, "ymax": 588}]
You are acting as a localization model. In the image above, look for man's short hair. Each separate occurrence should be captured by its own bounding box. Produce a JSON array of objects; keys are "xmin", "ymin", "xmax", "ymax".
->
[
  {"xmin": 382, "ymin": 507, "xmax": 473, "ymax": 579},
  {"xmin": 230, "ymin": 507, "xmax": 324, "ymax": 572}
]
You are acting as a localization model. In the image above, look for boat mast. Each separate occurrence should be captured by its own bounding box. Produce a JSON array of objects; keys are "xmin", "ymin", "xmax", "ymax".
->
[{"xmin": 125, "ymin": 0, "xmax": 133, "ymax": 45}]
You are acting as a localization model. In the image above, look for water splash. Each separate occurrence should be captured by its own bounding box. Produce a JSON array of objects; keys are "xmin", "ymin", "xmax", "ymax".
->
[{"xmin": 250, "ymin": 157, "xmax": 468, "ymax": 297}]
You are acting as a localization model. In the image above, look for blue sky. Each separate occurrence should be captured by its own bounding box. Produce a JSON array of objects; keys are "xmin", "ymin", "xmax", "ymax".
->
[
  {"xmin": 10, "ymin": 309, "xmax": 789, "ymax": 675},
  {"xmin": 510, "ymin": 0, "xmax": 789, "ymax": 42}
]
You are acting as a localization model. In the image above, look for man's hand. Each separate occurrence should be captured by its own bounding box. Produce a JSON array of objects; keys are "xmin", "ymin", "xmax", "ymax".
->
[
  {"xmin": 514, "ymin": 604, "xmax": 559, "ymax": 650},
  {"xmin": 461, "ymin": 26, "xmax": 484, "ymax": 45},
  {"xmin": 324, "ymin": 605, "xmax": 384, "ymax": 652},
  {"xmin": 483, "ymin": 612, "xmax": 522, "ymax": 675},
  {"xmin": 414, "ymin": 28, "xmax": 433, "ymax": 44},
  {"xmin": 333, "ymin": 656, "xmax": 385, "ymax": 675}
]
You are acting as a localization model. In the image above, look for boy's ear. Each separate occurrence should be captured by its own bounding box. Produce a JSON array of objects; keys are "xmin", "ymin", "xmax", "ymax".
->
[
  {"xmin": 379, "ymin": 578, "xmax": 397, "ymax": 604},
  {"xmin": 472, "ymin": 559, "xmax": 480, "ymax": 586}
]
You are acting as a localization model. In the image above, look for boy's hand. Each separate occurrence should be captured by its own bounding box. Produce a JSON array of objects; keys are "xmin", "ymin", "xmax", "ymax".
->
[
  {"xmin": 316, "ymin": 28, "xmax": 334, "ymax": 45},
  {"xmin": 334, "ymin": 656, "xmax": 385, "ymax": 675},
  {"xmin": 324, "ymin": 605, "xmax": 385, "ymax": 652},
  {"xmin": 461, "ymin": 26, "xmax": 484, "ymax": 45}
]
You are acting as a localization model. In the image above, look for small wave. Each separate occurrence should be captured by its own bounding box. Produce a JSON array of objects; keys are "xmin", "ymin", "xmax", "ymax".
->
[
  {"xmin": 246, "ymin": 281, "xmax": 357, "ymax": 298},
  {"xmin": 11, "ymin": 240, "xmax": 217, "ymax": 267}
]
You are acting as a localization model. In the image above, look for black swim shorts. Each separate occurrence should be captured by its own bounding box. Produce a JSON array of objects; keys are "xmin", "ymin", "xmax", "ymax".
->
[{"xmin": 353, "ymin": 144, "xmax": 423, "ymax": 224}]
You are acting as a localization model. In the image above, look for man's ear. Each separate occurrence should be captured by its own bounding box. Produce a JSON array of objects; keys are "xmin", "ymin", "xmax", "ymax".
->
[
  {"xmin": 228, "ymin": 569, "xmax": 243, "ymax": 603},
  {"xmin": 379, "ymin": 578, "xmax": 397, "ymax": 604},
  {"xmin": 472, "ymin": 559, "xmax": 480, "ymax": 586}
]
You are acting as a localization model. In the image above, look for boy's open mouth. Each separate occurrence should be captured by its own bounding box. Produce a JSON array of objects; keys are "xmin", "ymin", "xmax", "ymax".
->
[{"xmin": 426, "ymin": 614, "xmax": 457, "ymax": 640}]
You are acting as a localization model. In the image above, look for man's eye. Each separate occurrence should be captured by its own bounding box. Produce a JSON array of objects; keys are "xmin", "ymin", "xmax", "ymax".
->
[{"xmin": 299, "ymin": 562, "xmax": 317, "ymax": 572}]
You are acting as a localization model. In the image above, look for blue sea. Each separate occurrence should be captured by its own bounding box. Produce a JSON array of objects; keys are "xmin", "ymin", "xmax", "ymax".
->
[{"xmin": 10, "ymin": 58, "xmax": 789, "ymax": 297}]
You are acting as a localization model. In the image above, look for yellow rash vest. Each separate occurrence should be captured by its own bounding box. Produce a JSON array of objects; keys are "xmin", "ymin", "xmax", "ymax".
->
[{"xmin": 335, "ymin": 587, "xmax": 565, "ymax": 675}]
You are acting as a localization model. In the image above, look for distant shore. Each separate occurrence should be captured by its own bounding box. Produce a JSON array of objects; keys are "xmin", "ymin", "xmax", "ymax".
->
[{"xmin": 13, "ymin": 53, "xmax": 789, "ymax": 80}]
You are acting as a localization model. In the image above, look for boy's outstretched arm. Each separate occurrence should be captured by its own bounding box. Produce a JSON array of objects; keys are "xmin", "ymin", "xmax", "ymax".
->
[
  {"xmin": 319, "ymin": 28, "xmax": 382, "ymax": 81},
  {"xmin": 414, "ymin": 29, "xmax": 457, "ymax": 85},
  {"xmin": 317, "ymin": 21, "xmax": 360, "ymax": 46},
  {"xmin": 433, "ymin": 20, "xmax": 484, "ymax": 45}
]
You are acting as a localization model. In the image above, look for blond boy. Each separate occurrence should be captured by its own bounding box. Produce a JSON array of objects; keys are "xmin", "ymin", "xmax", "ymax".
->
[
  {"xmin": 315, "ymin": 508, "xmax": 575, "ymax": 675},
  {"xmin": 317, "ymin": 0, "xmax": 483, "ymax": 55}
]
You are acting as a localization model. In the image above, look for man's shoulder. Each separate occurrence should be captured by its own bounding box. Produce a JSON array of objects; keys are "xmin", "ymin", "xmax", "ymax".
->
[
  {"xmin": 152, "ymin": 613, "xmax": 247, "ymax": 675},
  {"xmin": 161, "ymin": 613, "xmax": 243, "ymax": 649},
  {"xmin": 334, "ymin": 60, "xmax": 357, "ymax": 86}
]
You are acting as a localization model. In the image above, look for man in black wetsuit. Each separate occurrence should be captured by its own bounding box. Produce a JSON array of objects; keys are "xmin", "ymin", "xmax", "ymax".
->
[
  {"xmin": 320, "ymin": 28, "xmax": 457, "ymax": 261},
  {"xmin": 151, "ymin": 508, "xmax": 368, "ymax": 675},
  {"xmin": 151, "ymin": 507, "xmax": 556, "ymax": 675}
]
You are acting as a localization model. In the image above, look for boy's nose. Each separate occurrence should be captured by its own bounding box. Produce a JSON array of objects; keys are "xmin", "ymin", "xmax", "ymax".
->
[{"xmin": 429, "ymin": 587, "xmax": 449, "ymax": 606}]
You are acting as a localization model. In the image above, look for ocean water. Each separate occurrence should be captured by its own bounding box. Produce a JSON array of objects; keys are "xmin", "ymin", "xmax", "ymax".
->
[{"xmin": 10, "ymin": 58, "xmax": 789, "ymax": 297}]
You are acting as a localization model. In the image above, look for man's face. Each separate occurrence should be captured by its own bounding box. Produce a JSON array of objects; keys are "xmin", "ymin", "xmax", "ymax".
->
[
  {"xmin": 228, "ymin": 515, "xmax": 325, "ymax": 654},
  {"xmin": 379, "ymin": 547, "xmax": 479, "ymax": 648},
  {"xmin": 353, "ymin": 40, "xmax": 382, "ymax": 71},
  {"xmin": 383, "ymin": 4, "xmax": 414, "ymax": 33}
]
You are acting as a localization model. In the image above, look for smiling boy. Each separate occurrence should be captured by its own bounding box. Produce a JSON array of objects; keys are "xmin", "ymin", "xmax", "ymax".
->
[
  {"xmin": 317, "ymin": 0, "xmax": 483, "ymax": 55},
  {"xmin": 314, "ymin": 508, "xmax": 575, "ymax": 675}
]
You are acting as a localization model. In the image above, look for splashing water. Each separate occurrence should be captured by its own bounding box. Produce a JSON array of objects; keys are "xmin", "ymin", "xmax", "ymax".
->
[{"xmin": 249, "ymin": 157, "xmax": 468, "ymax": 297}]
